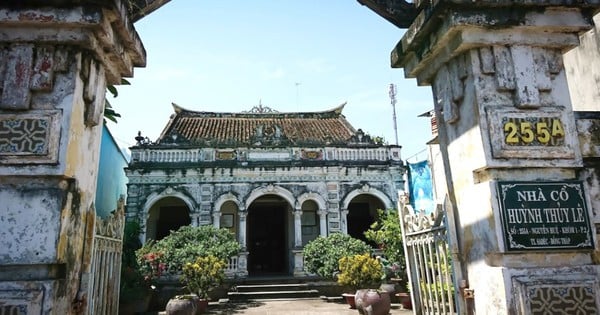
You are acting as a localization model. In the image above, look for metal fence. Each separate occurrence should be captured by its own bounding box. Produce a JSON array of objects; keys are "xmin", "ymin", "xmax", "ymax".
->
[
  {"xmin": 399, "ymin": 194, "xmax": 458, "ymax": 315},
  {"xmin": 87, "ymin": 198, "xmax": 125, "ymax": 315}
]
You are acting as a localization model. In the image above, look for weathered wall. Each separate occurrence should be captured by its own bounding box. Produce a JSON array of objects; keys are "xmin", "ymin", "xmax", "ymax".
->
[
  {"xmin": 0, "ymin": 48, "xmax": 103, "ymax": 314},
  {"xmin": 0, "ymin": 2, "xmax": 147, "ymax": 313},
  {"xmin": 386, "ymin": 3, "xmax": 600, "ymax": 314},
  {"xmin": 95, "ymin": 125, "xmax": 129, "ymax": 218},
  {"xmin": 564, "ymin": 14, "xmax": 600, "ymax": 111},
  {"xmin": 126, "ymin": 164, "xmax": 403, "ymax": 231}
]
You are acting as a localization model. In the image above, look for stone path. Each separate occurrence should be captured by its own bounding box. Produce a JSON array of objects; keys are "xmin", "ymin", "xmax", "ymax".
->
[{"xmin": 199, "ymin": 299, "xmax": 413, "ymax": 315}]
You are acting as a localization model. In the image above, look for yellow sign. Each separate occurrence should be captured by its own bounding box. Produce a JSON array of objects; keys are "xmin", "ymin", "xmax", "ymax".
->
[{"xmin": 503, "ymin": 118, "xmax": 565, "ymax": 146}]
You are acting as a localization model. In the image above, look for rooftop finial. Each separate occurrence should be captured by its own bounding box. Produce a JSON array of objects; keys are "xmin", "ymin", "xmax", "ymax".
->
[{"xmin": 244, "ymin": 100, "xmax": 279, "ymax": 114}]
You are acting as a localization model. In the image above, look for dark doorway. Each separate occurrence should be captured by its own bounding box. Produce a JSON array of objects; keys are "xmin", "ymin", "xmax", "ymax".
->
[
  {"xmin": 156, "ymin": 206, "xmax": 191, "ymax": 240},
  {"xmin": 347, "ymin": 194, "xmax": 385, "ymax": 246},
  {"xmin": 347, "ymin": 202, "xmax": 374, "ymax": 244},
  {"xmin": 247, "ymin": 195, "xmax": 288, "ymax": 275}
]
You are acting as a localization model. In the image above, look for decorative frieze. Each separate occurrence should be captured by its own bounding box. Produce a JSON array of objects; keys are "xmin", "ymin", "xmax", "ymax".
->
[
  {"xmin": 513, "ymin": 275, "xmax": 598, "ymax": 314},
  {"xmin": 81, "ymin": 56, "xmax": 106, "ymax": 127},
  {"xmin": 0, "ymin": 110, "xmax": 61, "ymax": 164},
  {"xmin": 0, "ymin": 45, "xmax": 73, "ymax": 111},
  {"xmin": 477, "ymin": 46, "xmax": 562, "ymax": 109},
  {"xmin": 433, "ymin": 54, "xmax": 468, "ymax": 124}
]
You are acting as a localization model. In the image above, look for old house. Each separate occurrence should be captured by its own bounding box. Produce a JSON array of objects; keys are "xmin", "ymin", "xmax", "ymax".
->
[{"xmin": 125, "ymin": 103, "xmax": 404, "ymax": 277}]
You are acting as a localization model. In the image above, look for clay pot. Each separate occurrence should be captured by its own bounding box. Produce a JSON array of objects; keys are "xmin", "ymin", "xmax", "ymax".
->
[
  {"xmin": 196, "ymin": 298, "xmax": 209, "ymax": 314},
  {"xmin": 355, "ymin": 289, "xmax": 391, "ymax": 315},
  {"xmin": 396, "ymin": 292, "xmax": 413, "ymax": 310},
  {"xmin": 342, "ymin": 292, "xmax": 357, "ymax": 309},
  {"xmin": 165, "ymin": 295, "xmax": 199, "ymax": 315}
]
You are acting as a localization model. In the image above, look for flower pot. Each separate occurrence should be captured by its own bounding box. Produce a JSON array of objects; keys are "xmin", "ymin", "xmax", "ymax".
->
[
  {"xmin": 396, "ymin": 292, "xmax": 413, "ymax": 310},
  {"xmin": 342, "ymin": 292, "xmax": 357, "ymax": 309},
  {"xmin": 355, "ymin": 289, "xmax": 391, "ymax": 315},
  {"xmin": 196, "ymin": 298, "xmax": 209, "ymax": 314},
  {"xmin": 165, "ymin": 295, "xmax": 199, "ymax": 315}
]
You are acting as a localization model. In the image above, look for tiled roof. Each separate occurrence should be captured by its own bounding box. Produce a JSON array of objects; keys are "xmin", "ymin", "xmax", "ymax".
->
[{"xmin": 156, "ymin": 103, "xmax": 359, "ymax": 147}]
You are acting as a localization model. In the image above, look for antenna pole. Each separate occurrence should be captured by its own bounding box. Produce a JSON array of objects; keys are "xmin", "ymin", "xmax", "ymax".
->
[
  {"xmin": 389, "ymin": 83, "xmax": 399, "ymax": 145},
  {"xmin": 295, "ymin": 82, "xmax": 301, "ymax": 110}
]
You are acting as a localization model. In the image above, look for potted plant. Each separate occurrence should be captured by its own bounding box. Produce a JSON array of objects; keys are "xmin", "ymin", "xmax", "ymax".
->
[
  {"xmin": 378, "ymin": 256, "xmax": 403, "ymax": 293},
  {"xmin": 136, "ymin": 225, "xmax": 241, "ymax": 312},
  {"xmin": 365, "ymin": 209, "xmax": 406, "ymax": 293},
  {"xmin": 178, "ymin": 255, "xmax": 227, "ymax": 314},
  {"xmin": 303, "ymin": 233, "xmax": 371, "ymax": 309},
  {"xmin": 337, "ymin": 254, "xmax": 390, "ymax": 315},
  {"xmin": 119, "ymin": 221, "xmax": 155, "ymax": 315}
]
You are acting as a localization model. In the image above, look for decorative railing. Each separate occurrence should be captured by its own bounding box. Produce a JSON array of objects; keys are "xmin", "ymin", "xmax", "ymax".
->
[
  {"xmin": 325, "ymin": 147, "xmax": 393, "ymax": 161},
  {"xmin": 131, "ymin": 149, "xmax": 201, "ymax": 163},
  {"xmin": 130, "ymin": 146, "xmax": 401, "ymax": 164},
  {"xmin": 225, "ymin": 255, "xmax": 239, "ymax": 275}
]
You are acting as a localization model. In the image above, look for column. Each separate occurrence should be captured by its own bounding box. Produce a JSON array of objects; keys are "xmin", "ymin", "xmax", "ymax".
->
[
  {"xmin": 294, "ymin": 209, "xmax": 303, "ymax": 248},
  {"xmin": 318, "ymin": 209, "xmax": 328, "ymax": 237},
  {"xmin": 212, "ymin": 211, "xmax": 221, "ymax": 228},
  {"xmin": 340, "ymin": 209, "xmax": 349, "ymax": 234},
  {"xmin": 368, "ymin": 3, "xmax": 600, "ymax": 314},
  {"xmin": 237, "ymin": 209, "xmax": 248, "ymax": 277},
  {"xmin": 292, "ymin": 208, "xmax": 306, "ymax": 276},
  {"xmin": 238, "ymin": 210, "xmax": 247, "ymax": 249},
  {"xmin": 0, "ymin": 2, "xmax": 149, "ymax": 314}
]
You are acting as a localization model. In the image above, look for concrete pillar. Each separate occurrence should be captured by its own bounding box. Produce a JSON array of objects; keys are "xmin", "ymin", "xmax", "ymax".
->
[
  {"xmin": 191, "ymin": 213, "xmax": 200, "ymax": 227},
  {"xmin": 379, "ymin": 3, "xmax": 600, "ymax": 314},
  {"xmin": 318, "ymin": 209, "xmax": 328, "ymax": 237},
  {"xmin": 294, "ymin": 209, "xmax": 303, "ymax": 248},
  {"xmin": 0, "ymin": 2, "xmax": 148, "ymax": 313},
  {"xmin": 340, "ymin": 209, "xmax": 349, "ymax": 234},
  {"xmin": 238, "ymin": 210, "xmax": 247, "ymax": 249},
  {"xmin": 212, "ymin": 211, "xmax": 221, "ymax": 228}
]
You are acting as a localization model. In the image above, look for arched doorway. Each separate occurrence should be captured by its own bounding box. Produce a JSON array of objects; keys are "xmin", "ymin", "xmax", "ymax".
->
[
  {"xmin": 247, "ymin": 195, "xmax": 291, "ymax": 275},
  {"xmin": 300, "ymin": 200, "xmax": 320, "ymax": 246},
  {"xmin": 347, "ymin": 194, "xmax": 385, "ymax": 244},
  {"xmin": 146, "ymin": 196, "xmax": 191, "ymax": 241}
]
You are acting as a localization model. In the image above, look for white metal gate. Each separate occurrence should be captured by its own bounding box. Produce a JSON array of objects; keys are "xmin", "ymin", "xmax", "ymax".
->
[
  {"xmin": 399, "ymin": 193, "xmax": 462, "ymax": 315},
  {"xmin": 86, "ymin": 198, "xmax": 125, "ymax": 315}
]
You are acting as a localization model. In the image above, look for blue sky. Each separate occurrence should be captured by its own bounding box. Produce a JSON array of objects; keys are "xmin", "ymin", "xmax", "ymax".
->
[{"xmin": 106, "ymin": 0, "xmax": 434, "ymax": 161}]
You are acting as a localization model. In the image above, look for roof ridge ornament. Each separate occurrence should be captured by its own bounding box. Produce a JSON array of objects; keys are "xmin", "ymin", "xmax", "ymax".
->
[{"xmin": 244, "ymin": 100, "xmax": 279, "ymax": 114}]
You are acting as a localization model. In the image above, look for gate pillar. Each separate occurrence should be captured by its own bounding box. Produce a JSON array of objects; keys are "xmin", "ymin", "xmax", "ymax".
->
[
  {"xmin": 364, "ymin": 2, "xmax": 600, "ymax": 314},
  {"xmin": 0, "ymin": 2, "xmax": 151, "ymax": 314}
]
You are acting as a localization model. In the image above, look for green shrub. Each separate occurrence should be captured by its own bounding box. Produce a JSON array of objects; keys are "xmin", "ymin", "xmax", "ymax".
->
[
  {"xmin": 303, "ymin": 233, "xmax": 371, "ymax": 279},
  {"xmin": 337, "ymin": 254, "xmax": 384, "ymax": 290},
  {"xmin": 364, "ymin": 209, "xmax": 405, "ymax": 276},
  {"xmin": 137, "ymin": 225, "xmax": 241, "ymax": 276},
  {"xmin": 120, "ymin": 221, "xmax": 150, "ymax": 301}
]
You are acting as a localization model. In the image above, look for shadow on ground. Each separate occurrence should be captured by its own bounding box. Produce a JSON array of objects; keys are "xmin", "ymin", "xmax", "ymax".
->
[{"xmin": 205, "ymin": 301, "xmax": 267, "ymax": 314}]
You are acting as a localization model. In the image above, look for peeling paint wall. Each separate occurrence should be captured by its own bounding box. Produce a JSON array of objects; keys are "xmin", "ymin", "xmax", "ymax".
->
[
  {"xmin": 564, "ymin": 14, "xmax": 600, "ymax": 111},
  {"xmin": 0, "ymin": 2, "xmax": 146, "ymax": 314},
  {"xmin": 388, "ymin": 4, "xmax": 600, "ymax": 314}
]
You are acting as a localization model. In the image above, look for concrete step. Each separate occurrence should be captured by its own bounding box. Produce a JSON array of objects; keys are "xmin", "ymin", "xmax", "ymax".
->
[
  {"xmin": 234, "ymin": 283, "xmax": 310, "ymax": 292},
  {"xmin": 228, "ymin": 283, "xmax": 321, "ymax": 301},
  {"xmin": 227, "ymin": 289, "xmax": 320, "ymax": 301}
]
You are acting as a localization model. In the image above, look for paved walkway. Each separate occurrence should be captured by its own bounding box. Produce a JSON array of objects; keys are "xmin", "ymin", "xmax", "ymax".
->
[{"xmin": 199, "ymin": 299, "xmax": 413, "ymax": 315}]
